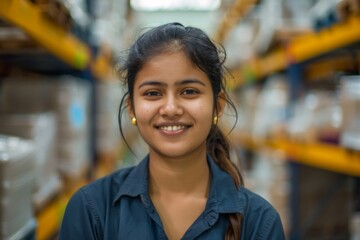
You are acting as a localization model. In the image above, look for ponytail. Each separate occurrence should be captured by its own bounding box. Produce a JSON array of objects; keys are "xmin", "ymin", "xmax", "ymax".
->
[{"xmin": 207, "ymin": 126, "xmax": 244, "ymax": 240}]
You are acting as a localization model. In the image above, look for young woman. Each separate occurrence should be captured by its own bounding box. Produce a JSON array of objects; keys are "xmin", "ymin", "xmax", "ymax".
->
[{"xmin": 59, "ymin": 22, "xmax": 285, "ymax": 240}]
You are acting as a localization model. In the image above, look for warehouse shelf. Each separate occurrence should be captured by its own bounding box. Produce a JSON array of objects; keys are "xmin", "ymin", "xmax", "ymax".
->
[
  {"xmin": 233, "ymin": 16, "xmax": 360, "ymax": 88},
  {"xmin": 235, "ymin": 134, "xmax": 360, "ymax": 177},
  {"xmin": 0, "ymin": 0, "xmax": 91, "ymax": 70},
  {"xmin": 289, "ymin": 16, "xmax": 360, "ymax": 63}
]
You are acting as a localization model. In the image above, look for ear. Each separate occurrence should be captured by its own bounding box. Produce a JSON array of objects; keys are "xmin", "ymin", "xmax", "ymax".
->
[
  {"xmin": 126, "ymin": 96, "xmax": 135, "ymax": 119},
  {"xmin": 216, "ymin": 91, "xmax": 226, "ymax": 117}
]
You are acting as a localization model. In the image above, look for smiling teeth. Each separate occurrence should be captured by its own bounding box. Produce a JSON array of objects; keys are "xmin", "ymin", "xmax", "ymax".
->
[{"xmin": 160, "ymin": 125, "xmax": 186, "ymax": 132}]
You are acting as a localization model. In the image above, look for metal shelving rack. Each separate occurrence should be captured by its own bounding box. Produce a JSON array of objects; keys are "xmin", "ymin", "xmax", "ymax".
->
[
  {"xmin": 218, "ymin": 3, "xmax": 360, "ymax": 238},
  {"xmin": 227, "ymin": 15, "xmax": 360, "ymax": 177},
  {"xmin": 0, "ymin": 0, "xmax": 113, "ymax": 79},
  {"xmin": 0, "ymin": 1, "xmax": 114, "ymax": 239},
  {"xmin": 230, "ymin": 16, "xmax": 360, "ymax": 88}
]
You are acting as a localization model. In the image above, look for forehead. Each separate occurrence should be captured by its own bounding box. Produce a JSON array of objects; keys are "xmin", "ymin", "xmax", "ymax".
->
[
  {"xmin": 134, "ymin": 51, "xmax": 210, "ymax": 85},
  {"xmin": 144, "ymin": 50, "xmax": 194, "ymax": 70}
]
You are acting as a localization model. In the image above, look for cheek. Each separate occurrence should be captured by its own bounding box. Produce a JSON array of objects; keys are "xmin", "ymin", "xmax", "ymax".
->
[
  {"xmin": 188, "ymin": 101, "xmax": 214, "ymax": 121},
  {"xmin": 134, "ymin": 102, "xmax": 157, "ymax": 121}
]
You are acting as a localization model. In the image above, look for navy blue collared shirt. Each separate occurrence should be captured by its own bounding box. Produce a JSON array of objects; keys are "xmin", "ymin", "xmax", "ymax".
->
[{"xmin": 59, "ymin": 155, "xmax": 285, "ymax": 239}]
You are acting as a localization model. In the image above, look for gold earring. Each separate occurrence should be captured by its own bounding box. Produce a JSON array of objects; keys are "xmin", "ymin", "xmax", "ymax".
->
[
  {"xmin": 213, "ymin": 115, "xmax": 218, "ymax": 125},
  {"xmin": 131, "ymin": 117, "xmax": 137, "ymax": 126}
]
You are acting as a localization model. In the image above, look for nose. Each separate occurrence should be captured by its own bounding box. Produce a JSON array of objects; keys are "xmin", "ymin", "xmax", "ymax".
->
[{"xmin": 159, "ymin": 94, "xmax": 183, "ymax": 118}]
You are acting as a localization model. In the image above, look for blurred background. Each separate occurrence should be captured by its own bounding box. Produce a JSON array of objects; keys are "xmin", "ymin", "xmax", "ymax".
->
[{"xmin": 0, "ymin": 0, "xmax": 360, "ymax": 239}]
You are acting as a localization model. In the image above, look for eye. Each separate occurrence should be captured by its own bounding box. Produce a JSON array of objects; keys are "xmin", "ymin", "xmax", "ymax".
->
[
  {"xmin": 182, "ymin": 89, "xmax": 199, "ymax": 95},
  {"xmin": 144, "ymin": 90, "xmax": 162, "ymax": 97}
]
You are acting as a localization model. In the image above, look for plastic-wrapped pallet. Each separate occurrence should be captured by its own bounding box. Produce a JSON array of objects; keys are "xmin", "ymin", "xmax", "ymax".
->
[
  {"xmin": 0, "ymin": 135, "xmax": 36, "ymax": 240},
  {"xmin": 340, "ymin": 75, "xmax": 360, "ymax": 150},
  {"xmin": 0, "ymin": 76, "xmax": 91, "ymax": 180},
  {"xmin": 0, "ymin": 113, "xmax": 61, "ymax": 210}
]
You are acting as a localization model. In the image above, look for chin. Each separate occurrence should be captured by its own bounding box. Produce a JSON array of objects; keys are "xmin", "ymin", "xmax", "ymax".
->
[
  {"xmin": 155, "ymin": 150, "xmax": 189, "ymax": 159},
  {"xmin": 150, "ymin": 144, "xmax": 206, "ymax": 160}
]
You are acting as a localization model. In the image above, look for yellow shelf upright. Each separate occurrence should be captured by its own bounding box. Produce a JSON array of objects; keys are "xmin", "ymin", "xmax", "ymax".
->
[{"xmin": 0, "ymin": 0, "xmax": 91, "ymax": 70}]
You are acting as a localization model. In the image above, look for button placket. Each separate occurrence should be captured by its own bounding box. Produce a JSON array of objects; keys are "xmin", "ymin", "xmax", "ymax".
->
[{"xmin": 140, "ymin": 194, "xmax": 164, "ymax": 228}]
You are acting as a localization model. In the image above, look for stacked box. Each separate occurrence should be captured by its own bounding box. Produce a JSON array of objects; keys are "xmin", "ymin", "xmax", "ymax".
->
[
  {"xmin": 0, "ymin": 135, "xmax": 36, "ymax": 240},
  {"xmin": 340, "ymin": 75, "xmax": 360, "ymax": 150},
  {"xmin": 0, "ymin": 76, "xmax": 91, "ymax": 179},
  {"xmin": 0, "ymin": 113, "xmax": 61, "ymax": 210},
  {"xmin": 287, "ymin": 90, "xmax": 341, "ymax": 143}
]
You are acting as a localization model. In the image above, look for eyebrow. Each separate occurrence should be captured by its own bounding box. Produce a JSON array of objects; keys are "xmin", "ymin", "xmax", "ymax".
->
[
  {"xmin": 177, "ymin": 79, "xmax": 206, "ymax": 87},
  {"xmin": 138, "ymin": 79, "xmax": 206, "ymax": 89},
  {"xmin": 138, "ymin": 81, "xmax": 165, "ymax": 89}
]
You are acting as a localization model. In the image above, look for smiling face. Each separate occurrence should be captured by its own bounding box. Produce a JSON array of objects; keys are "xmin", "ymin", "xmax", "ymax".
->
[{"xmin": 129, "ymin": 50, "xmax": 219, "ymax": 160}]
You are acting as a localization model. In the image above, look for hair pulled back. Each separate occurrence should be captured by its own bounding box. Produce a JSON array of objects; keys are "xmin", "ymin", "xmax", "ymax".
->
[{"xmin": 118, "ymin": 22, "xmax": 243, "ymax": 240}]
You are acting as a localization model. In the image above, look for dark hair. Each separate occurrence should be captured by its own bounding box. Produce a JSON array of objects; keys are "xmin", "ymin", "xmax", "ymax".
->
[{"xmin": 117, "ymin": 22, "xmax": 244, "ymax": 240}]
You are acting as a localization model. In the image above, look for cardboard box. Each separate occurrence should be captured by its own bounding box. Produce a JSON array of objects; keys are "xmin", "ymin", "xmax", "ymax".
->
[{"xmin": 0, "ymin": 76, "xmax": 91, "ymax": 179}]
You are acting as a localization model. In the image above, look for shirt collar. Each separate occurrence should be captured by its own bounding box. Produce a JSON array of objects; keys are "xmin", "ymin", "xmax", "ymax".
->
[
  {"xmin": 112, "ymin": 154, "xmax": 246, "ymax": 214},
  {"xmin": 207, "ymin": 155, "xmax": 246, "ymax": 214},
  {"xmin": 113, "ymin": 155, "xmax": 150, "ymax": 204}
]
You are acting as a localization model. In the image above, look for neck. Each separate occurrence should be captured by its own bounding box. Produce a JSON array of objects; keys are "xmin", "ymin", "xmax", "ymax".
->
[{"xmin": 148, "ymin": 149, "xmax": 210, "ymax": 198}]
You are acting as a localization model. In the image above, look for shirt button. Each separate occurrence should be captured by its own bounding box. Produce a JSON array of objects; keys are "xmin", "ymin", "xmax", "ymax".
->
[
  {"xmin": 140, "ymin": 194, "xmax": 150, "ymax": 207},
  {"xmin": 205, "ymin": 211, "xmax": 218, "ymax": 226}
]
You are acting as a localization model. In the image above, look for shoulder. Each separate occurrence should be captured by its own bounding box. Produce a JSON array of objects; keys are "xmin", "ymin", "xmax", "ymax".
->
[
  {"xmin": 238, "ymin": 187, "xmax": 285, "ymax": 240},
  {"xmin": 75, "ymin": 166, "xmax": 136, "ymax": 206},
  {"xmin": 239, "ymin": 187, "xmax": 275, "ymax": 214},
  {"xmin": 60, "ymin": 167, "xmax": 137, "ymax": 240}
]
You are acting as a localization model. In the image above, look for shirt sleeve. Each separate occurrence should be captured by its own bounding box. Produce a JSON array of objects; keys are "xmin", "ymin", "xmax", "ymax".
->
[
  {"xmin": 256, "ymin": 210, "xmax": 285, "ymax": 240},
  {"xmin": 241, "ymin": 191, "xmax": 286, "ymax": 240},
  {"xmin": 59, "ymin": 188, "xmax": 103, "ymax": 240}
]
